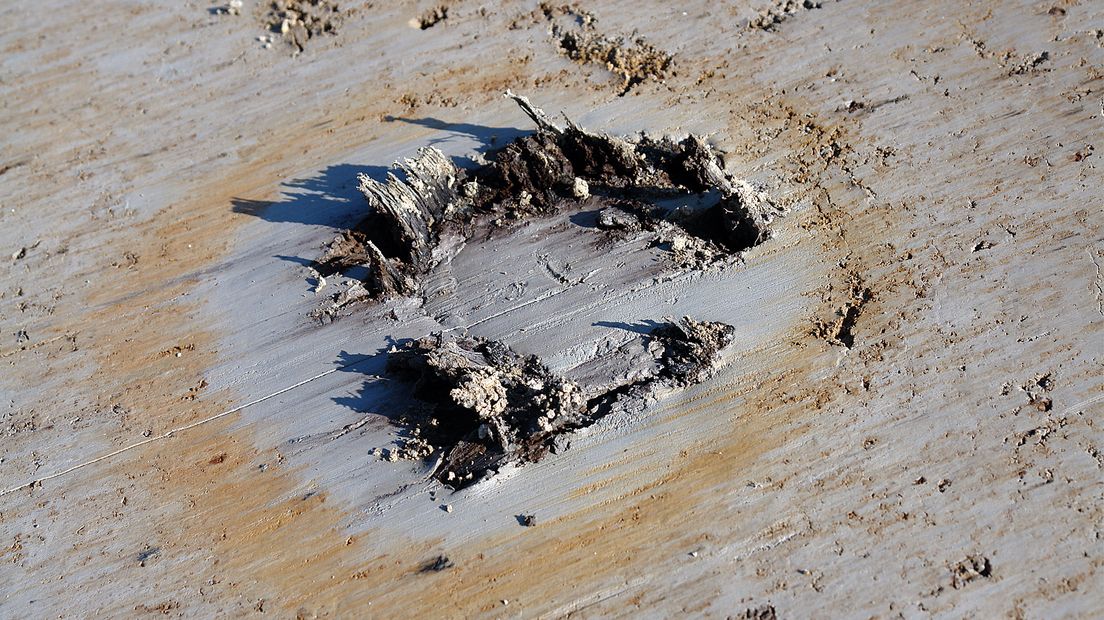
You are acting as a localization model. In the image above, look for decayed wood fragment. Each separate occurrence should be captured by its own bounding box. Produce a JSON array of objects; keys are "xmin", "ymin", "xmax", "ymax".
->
[
  {"xmin": 385, "ymin": 316, "xmax": 735, "ymax": 488},
  {"xmin": 314, "ymin": 93, "xmax": 778, "ymax": 316}
]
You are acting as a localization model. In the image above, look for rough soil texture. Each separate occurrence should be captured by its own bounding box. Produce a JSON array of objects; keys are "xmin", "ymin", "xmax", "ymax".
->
[{"xmin": 1, "ymin": 1, "xmax": 1102, "ymax": 618}]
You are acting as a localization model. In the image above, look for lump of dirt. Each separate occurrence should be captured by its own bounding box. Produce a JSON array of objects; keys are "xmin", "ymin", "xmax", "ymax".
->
[
  {"xmin": 210, "ymin": 0, "xmax": 244, "ymax": 16},
  {"xmin": 552, "ymin": 25, "xmax": 673, "ymax": 95},
  {"xmin": 649, "ymin": 317, "xmax": 737, "ymax": 386},
  {"xmin": 749, "ymin": 0, "xmax": 823, "ymax": 31},
  {"xmin": 950, "ymin": 555, "xmax": 992, "ymax": 589},
  {"xmin": 314, "ymin": 92, "xmax": 777, "ymax": 317},
  {"xmin": 412, "ymin": 6, "xmax": 447, "ymax": 30},
  {"xmin": 264, "ymin": 0, "xmax": 344, "ymax": 52},
  {"xmin": 384, "ymin": 316, "xmax": 735, "ymax": 488}
]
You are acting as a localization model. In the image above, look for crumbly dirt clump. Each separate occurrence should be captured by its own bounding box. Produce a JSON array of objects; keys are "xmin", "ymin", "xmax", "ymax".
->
[
  {"xmin": 552, "ymin": 25, "xmax": 673, "ymax": 94},
  {"xmin": 749, "ymin": 0, "xmax": 823, "ymax": 31},
  {"xmin": 313, "ymin": 93, "xmax": 776, "ymax": 318},
  {"xmin": 950, "ymin": 555, "xmax": 993, "ymax": 589},
  {"xmin": 386, "ymin": 316, "xmax": 735, "ymax": 488},
  {"xmin": 265, "ymin": 0, "xmax": 343, "ymax": 51},
  {"xmin": 413, "ymin": 5, "xmax": 448, "ymax": 30},
  {"xmin": 528, "ymin": 2, "xmax": 670, "ymax": 94}
]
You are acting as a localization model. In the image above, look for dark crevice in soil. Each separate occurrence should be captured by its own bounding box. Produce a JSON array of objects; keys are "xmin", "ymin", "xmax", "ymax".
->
[
  {"xmin": 833, "ymin": 286, "xmax": 871, "ymax": 348},
  {"xmin": 384, "ymin": 316, "xmax": 735, "ymax": 488},
  {"xmin": 312, "ymin": 93, "xmax": 776, "ymax": 320}
]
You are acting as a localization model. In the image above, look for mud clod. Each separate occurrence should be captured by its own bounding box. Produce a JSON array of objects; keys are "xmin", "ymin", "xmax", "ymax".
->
[
  {"xmin": 750, "ymin": 0, "xmax": 823, "ymax": 31},
  {"xmin": 316, "ymin": 93, "xmax": 775, "ymax": 312},
  {"xmin": 1006, "ymin": 50, "xmax": 1050, "ymax": 76},
  {"xmin": 414, "ymin": 6, "xmax": 448, "ymax": 30},
  {"xmin": 648, "ymin": 317, "xmax": 737, "ymax": 386},
  {"xmin": 950, "ymin": 555, "xmax": 992, "ymax": 589},
  {"xmin": 510, "ymin": 2, "xmax": 595, "ymax": 31},
  {"xmin": 385, "ymin": 316, "xmax": 734, "ymax": 488},
  {"xmin": 596, "ymin": 207, "xmax": 640, "ymax": 231},
  {"xmin": 552, "ymin": 25, "xmax": 673, "ymax": 95},
  {"xmin": 530, "ymin": 2, "xmax": 669, "ymax": 94},
  {"xmin": 264, "ymin": 0, "xmax": 343, "ymax": 52}
]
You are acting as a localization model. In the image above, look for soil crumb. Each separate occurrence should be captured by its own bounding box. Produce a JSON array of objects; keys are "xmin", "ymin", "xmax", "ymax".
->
[
  {"xmin": 950, "ymin": 555, "xmax": 993, "ymax": 589},
  {"xmin": 264, "ymin": 0, "xmax": 344, "ymax": 52},
  {"xmin": 313, "ymin": 93, "xmax": 776, "ymax": 318},
  {"xmin": 510, "ymin": 2, "xmax": 595, "ymax": 30},
  {"xmin": 552, "ymin": 26, "xmax": 673, "ymax": 94},
  {"xmin": 750, "ymin": 0, "xmax": 823, "ymax": 31},
  {"xmin": 385, "ymin": 316, "xmax": 734, "ymax": 488},
  {"xmin": 1005, "ymin": 50, "xmax": 1050, "ymax": 76},
  {"xmin": 413, "ymin": 5, "xmax": 448, "ymax": 30},
  {"xmin": 210, "ymin": 0, "xmax": 244, "ymax": 16}
]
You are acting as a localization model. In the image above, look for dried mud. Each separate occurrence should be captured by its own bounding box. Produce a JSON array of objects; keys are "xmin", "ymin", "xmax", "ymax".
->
[{"xmin": 749, "ymin": 0, "xmax": 824, "ymax": 31}]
